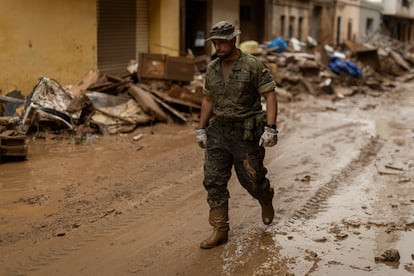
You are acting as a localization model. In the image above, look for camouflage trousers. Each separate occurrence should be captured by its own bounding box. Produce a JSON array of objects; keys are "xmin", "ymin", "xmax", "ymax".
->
[{"xmin": 203, "ymin": 119, "xmax": 273, "ymax": 209}]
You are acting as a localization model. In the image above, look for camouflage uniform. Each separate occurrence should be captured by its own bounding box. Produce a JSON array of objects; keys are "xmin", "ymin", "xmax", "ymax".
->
[{"xmin": 203, "ymin": 51, "xmax": 276, "ymax": 209}]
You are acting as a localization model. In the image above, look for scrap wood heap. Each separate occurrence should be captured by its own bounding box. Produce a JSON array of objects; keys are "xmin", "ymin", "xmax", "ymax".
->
[{"xmin": 15, "ymin": 69, "xmax": 204, "ymax": 137}]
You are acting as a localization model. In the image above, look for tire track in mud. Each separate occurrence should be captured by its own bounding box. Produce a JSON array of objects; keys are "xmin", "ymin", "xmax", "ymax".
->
[
  {"xmin": 3, "ymin": 147, "xmax": 204, "ymax": 276},
  {"xmin": 221, "ymin": 126, "xmax": 382, "ymax": 275},
  {"xmin": 284, "ymin": 136, "xmax": 382, "ymax": 225}
]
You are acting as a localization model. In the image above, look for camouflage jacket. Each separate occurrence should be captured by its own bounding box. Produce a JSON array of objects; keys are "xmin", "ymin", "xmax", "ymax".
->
[{"xmin": 204, "ymin": 51, "xmax": 276, "ymax": 121}]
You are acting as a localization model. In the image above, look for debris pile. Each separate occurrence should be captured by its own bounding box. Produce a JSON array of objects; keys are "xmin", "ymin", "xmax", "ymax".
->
[
  {"xmin": 1, "ymin": 34, "xmax": 414, "ymax": 162},
  {"xmin": 245, "ymin": 34, "xmax": 414, "ymax": 102}
]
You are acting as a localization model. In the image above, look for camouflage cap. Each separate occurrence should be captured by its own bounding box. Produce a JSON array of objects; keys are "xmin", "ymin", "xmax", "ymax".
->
[{"xmin": 207, "ymin": 21, "xmax": 241, "ymax": 41}]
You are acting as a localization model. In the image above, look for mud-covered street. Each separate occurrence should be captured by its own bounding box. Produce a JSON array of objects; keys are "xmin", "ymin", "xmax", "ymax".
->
[{"xmin": 1, "ymin": 80, "xmax": 414, "ymax": 276}]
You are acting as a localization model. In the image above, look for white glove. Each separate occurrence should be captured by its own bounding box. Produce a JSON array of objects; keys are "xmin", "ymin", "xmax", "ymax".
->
[
  {"xmin": 259, "ymin": 126, "xmax": 278, "ymax": 147},
  {"xmin": 195, "ymin": 128, "xmax": 207, "ymax": 148}
]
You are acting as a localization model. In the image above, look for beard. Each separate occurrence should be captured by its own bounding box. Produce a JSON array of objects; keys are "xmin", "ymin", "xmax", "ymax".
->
[
  {"xmin": 216, "ymin": 50, "xmax": 231, "ymax": 59},
  {"xmin": 217, "ymin": 47, "xmax": 238, "ymax": 60}
]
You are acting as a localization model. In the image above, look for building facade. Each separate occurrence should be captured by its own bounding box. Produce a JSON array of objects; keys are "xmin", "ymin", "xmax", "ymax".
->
[
  {"xmin": 0, "ymin": 0, "xmax": 97, "ymax": 94},
  {"xmin": 0, "ymin": 0, "xmax": 409, "ymax": 95},
  {"xmin": 359, "ymin": 0, "xmax": 383, "ymax": 41},
  {"xmin": 382, "ymin": 0, "xmax": 414, "ymax": 43},
  {"xmin": 0, "ymin": 0, "xmax": 185, "ymax": 94},
  {"xmin": 271, "ymin": 0, "xmax": 312, "ymax": 42}
]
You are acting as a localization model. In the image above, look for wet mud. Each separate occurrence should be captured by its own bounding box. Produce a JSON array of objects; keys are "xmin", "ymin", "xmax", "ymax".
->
[{"xmin": 1, "ymin": 82, "xmax": 414, "ymax": 275}]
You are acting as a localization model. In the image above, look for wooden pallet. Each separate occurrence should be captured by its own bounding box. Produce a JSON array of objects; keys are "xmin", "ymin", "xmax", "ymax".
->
[{"xmin": 0, "ymin": 130, "xmax": 28, "ymax": 160}]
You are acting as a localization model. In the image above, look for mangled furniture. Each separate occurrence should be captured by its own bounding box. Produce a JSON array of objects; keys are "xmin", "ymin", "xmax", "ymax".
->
[{"xmin": 19, "ymin": 77, "xmax": 81, "ymax": 134}]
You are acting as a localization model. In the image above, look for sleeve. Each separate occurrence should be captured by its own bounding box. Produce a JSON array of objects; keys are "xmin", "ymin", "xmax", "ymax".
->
[
  {"xmin": 203, "ymin": 62, "xmax": 215, "ymax": 96},
  {"xmin": 203, "ymin": 68, "xmax": 212, "ymax": 96},
  {"xmin": 256, "ymin": 62, "xmax": 276, "ymax": 94}
]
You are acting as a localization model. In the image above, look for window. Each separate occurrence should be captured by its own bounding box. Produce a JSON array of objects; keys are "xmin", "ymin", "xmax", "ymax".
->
[
  {"xmin": 281, "ymin": 15, "xmax": 285, "ymax": 37},
  {"xmin": 347, "ymin": 19, "xmax": 352, "ymax": 40},
  {"xmin": 298, "ymin": 17, "xmax": 303, "ymax": 40},
  {"xmin": 289, "ymin": 16, "xmax": 295, "ymax": 38},
  {"xmin": 337, "ymin": 16, "xmax": 342, "ymax": 45}
]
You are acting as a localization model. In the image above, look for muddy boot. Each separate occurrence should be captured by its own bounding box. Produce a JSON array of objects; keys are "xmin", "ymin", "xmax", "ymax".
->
[
  {"xmin": 200, "ymin": 204, "xmax": 229, "ymax": 249},
  {"xmin": 259, "ymin": 188, "xmax": 274, "ymax": 225}
]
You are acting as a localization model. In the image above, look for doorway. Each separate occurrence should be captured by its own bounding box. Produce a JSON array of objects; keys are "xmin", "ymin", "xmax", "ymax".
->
[
  {"xmin": 182, "ymin": 0, "xmax": 210, "ymax": 57},
  {"xmin": 240, "ymin": 0, "xmax": 265, "ymax": 43}
]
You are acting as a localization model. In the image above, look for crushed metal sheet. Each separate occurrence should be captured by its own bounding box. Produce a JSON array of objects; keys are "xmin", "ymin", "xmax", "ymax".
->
[{"xmin": 20, "ymin": 77, "xmax": 81, "ymax": 133}]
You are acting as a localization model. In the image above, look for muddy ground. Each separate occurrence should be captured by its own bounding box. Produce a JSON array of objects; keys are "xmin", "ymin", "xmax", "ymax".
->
[{"xmin": 1, "ymin": 80, "xmax": 414, "ymax": 276}]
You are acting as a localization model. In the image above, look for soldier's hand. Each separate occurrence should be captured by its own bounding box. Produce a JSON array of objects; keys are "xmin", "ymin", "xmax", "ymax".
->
[
  {"xmin": 259, "ymin": 126, "xmax": 278, "ymax": 147},
  {"xmin": 195, "ymin": 128, "xmax": 207, "ymax": 148}
]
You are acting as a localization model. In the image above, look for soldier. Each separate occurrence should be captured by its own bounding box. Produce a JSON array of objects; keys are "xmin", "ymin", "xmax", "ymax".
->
[{"xmin": 196, "ymin": 21, "xmax": 278, "ymax": 249}]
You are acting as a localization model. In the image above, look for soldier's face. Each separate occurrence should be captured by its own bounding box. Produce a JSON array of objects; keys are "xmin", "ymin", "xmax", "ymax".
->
[{"xmin": 211, "ymin": 39, "xmax": 235, "ymax": 59}]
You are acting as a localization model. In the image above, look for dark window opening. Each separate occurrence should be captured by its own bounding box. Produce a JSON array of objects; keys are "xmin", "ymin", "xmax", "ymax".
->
[
  {"xmin": 288, "ymin": 16, "xmax": 295, "ymax": 38},
  {"xmin": 347, "ymin": 20, "xmax": 352, "ymax": 40},
  {"xmin": 280, "ymin": 15, "xmax": 285, "ymax": 37},
  {"xmin": 337, "ymin": 16, "xmax": 342, "ymax": 45},
  {"xmin": 298, "ymin": 17, "xmax": 303, "ymax": 40}
]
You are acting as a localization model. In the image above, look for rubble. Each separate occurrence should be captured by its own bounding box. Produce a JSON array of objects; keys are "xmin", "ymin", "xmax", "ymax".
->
[
  {"xmin": 375, "ymin": 249, "xmax": 401, "ymax": 262},
  {"xmin": 85, "ymin": 91, "xmax": 153, "ymax": 135},
  {"xmin": 1, "ymin": 33, "xmax": 414, "ymax": 162}
]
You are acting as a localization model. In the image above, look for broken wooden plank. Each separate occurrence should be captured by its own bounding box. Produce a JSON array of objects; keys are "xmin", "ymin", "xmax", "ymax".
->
[
  {"xmin": 0, "ymin": 116, "xmax": 20, "ymax": 126},
  {"xmin": 92, "ymin": 79, "xmax": 133, "ymax": 94},
  {"xmin": 389, "ymin": 50, "xmax": 411, "ymax": 71},
  {"xmin": 106, "ymin": 74, "xmax": 124, "ymax": 83},
  {"xmin": 0, "ymin": 144, "xmax": 28, "ymax": 157},
  {"xmin": 87, "ymin": 81, "xmax": 113, "ymax": 91},
  {"xmin": 128, "ymin": 85, "xmax": 169, "ymax": 122},
  {"xmin": 149, "ymin": 89, "xmax": 201, "ymax": 109},
  {"xmin": 150, "ymin": 94, "xmax": 187, "ymax": 123},
  {"xmin": 69, "ymin": 69, "xmax": 100, "ymax": 96}
]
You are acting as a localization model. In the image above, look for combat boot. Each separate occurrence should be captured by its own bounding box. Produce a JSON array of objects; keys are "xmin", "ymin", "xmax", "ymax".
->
[
  {"xmin": 200, "ymin": 203, "xmax": 229, "ymax": 249},
  {"xmin": 259, "ymin": 188, "xmax": 274, "ymax": 225}
]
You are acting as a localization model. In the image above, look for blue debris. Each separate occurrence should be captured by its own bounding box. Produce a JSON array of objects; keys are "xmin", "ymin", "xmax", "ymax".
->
[
  {"xmin": 328, "ymin": 56, "xmax": 362, "ymax": 78},
  {"xmin": 267, "ymin": 37, "xmax": 287, "ymax": 53}
]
